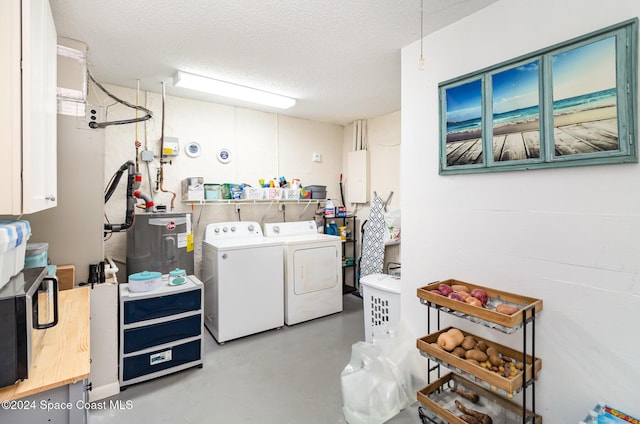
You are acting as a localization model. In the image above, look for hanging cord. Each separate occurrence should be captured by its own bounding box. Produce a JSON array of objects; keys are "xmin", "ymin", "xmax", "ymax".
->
[
  {"xmin": 298, "ymin": 200, "xmax": 314, "ymax": 220},
  {"xmin": 419, "ymin": 0, "xmax": 425, "ymax": 71},
  {"xmin": 87, "ymin": 71, "xmax": 153, "ymax": 129}
]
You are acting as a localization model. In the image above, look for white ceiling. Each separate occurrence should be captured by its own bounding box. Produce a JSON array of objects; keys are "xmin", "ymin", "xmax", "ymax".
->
[{"xmin": 49, "ymin": 0, "xmax": 498, "ymax": 125}]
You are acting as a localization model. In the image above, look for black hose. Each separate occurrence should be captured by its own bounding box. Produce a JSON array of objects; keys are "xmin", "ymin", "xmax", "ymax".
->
[
  {"xmin": 104, "ymin": 161, "xmax": 131, "ymax": 203},
  {"xmin": 104, "ymin": 161, "xmax": 136, "ymax": 236}
]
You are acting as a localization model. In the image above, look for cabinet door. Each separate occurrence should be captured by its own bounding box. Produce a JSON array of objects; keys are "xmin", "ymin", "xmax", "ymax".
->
[
  {"xmin": 0, "ymin": 0, "xmax": 57, "ymax": 215},
  {"xmin": 0, "ymin": 0, "xmax": 22, "ymax": 214},
  {"xmin": 21, "ymin": 0, "xmax": 58, "ymax": 213}
]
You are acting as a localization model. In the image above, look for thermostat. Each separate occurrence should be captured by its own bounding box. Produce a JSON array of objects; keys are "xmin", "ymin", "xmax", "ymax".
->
[
  {"xmin": 217, "ymin": 148, "xmax": 232, "ymax": 164},
  {"xmin": 185, "ymin": 142, "xmax": 201, "ymax": 158}
]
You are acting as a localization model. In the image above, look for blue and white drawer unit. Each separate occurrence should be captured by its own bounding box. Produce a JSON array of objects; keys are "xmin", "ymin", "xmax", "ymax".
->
[{"xmin": 118, "ymin": 275, "xmax": 203, "ymax": 389}]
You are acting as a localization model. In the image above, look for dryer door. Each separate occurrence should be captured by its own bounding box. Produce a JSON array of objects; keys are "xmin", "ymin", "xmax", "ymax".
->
[{"xmin": 293, "ymin": 245, "xmax": 339, "ymax": 294}]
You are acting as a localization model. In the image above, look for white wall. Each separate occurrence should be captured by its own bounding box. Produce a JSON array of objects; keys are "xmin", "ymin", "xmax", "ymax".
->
[
  {"xmin": 342, "ymin": 112, "xmax": 402, "ymax": 273},
  {"xmin": 401, "ymin": 0, "xmax": 640, "ymax": 420},
  {"xmin": 99, "ymin": 84, "xmax": 344, "ymax": 275}
]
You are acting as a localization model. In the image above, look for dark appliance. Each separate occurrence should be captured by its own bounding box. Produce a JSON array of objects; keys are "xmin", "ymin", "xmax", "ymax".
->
[
  {"xmin": 126, "ymin": 212, "xmax": 195, "ymax": 276},
  {"xmin": 0, "ymin": 267, "xmax": 59, "ymax": 388}
]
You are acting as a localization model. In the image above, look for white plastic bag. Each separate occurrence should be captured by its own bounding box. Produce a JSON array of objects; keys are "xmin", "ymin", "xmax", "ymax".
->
[
  {"xmin": 341, "ymin": 342, "xmax": 404, "ymax": 424},
  {"xmin": 341, "ymin": 320, "xmax": 426, "ymax": 424},
  {"xmin": 372, "ymin": 321, "xmax": 426, "ymax": 407}
]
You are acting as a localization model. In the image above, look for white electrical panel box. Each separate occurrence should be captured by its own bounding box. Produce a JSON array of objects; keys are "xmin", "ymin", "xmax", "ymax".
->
[
  {"xmin": 347, "ymin": 150, "xmax": 369, "ymax": 204},
  {"xmin": 162, "ymin": 136, "xmax": 179, "ymax": 156}
]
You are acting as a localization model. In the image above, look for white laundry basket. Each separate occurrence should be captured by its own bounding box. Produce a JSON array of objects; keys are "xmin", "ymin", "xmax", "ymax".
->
[{"xmin": 360, "ymin": 273, "xmax": 401, "ymax": 343}]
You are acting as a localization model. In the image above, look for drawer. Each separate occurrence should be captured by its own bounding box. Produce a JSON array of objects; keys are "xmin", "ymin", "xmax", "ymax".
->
[
  {"xmin": 123, "ymin": 289, "xmax": 201, "ymax": 324},
  {"xmin": 124, "ymin": 314, "xmax": 201, "ymax": 354},
  {"xmin": 122, "ymin": 339, "xmax": 201, "ymax": 382}
]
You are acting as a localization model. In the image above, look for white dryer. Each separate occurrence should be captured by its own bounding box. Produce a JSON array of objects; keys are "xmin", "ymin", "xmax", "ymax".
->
[
  {"xmin": 263, "ymin": 220, "xmax": 343, "ymax": 325},
  {"xmin": 201, "ymin": 221, "xmax": 284, "ymax": 343}
]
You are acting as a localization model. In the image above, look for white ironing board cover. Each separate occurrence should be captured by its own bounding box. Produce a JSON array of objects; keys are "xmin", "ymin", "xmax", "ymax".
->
[{"xmin": 359, "ymin": 196, "xmax": 386, "ymax": 278}]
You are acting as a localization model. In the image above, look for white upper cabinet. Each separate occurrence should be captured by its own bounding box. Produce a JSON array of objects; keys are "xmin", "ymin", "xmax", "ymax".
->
[{"xmin": 0, "ymin": 0, "xmax": 57, "ymax": 215}]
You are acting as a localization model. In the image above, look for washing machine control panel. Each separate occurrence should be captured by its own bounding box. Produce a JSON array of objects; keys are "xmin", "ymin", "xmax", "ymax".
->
[
  {"xmin": 204, "ymin": 221, "xmax": 263, "ymax": 241},
  {"xmin": 263, "ymin": 221, "xmax": 318, "ymax": 237}
]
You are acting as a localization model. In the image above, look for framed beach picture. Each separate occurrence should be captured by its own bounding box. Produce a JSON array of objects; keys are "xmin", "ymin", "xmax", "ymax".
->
[
  {"xmin": 551, "ymin": 37, "xmax": 619, "ymax": 158},
  {"xmin": 443, "ymin": 78, "xmax": 484, "ymax": 167},
  {"xmin": 490, "ymin": 60, "xmax": 541, "ymax": 164},
  {"xmin": 439, "ymin": 18, "xmax": 637, "ymax": 175}
]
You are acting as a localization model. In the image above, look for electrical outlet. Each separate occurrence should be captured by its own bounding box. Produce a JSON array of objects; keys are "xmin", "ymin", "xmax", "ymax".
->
[
  {"xmin": 312, "ymin": 152, "xmax": 321, "ymax": 162},
  {"xmin": 76, "ymin": 104, "xmax": 105, "ymax": 130}
]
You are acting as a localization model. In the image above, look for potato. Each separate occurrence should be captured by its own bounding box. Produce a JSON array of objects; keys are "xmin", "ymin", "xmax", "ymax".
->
[
  {"xmin": 461, "ymin": 335, "xmax": 476, "ymax": 350},
  {"xmin": 438, "ymin": 284, "xmax": 453, "ymax": 296},
  {"xmin": 496, "ymin": 303, "xmax": 519, "ymax": 315},
  {"xmin": 452, "ymin": 347, "xmax": 467, "ymax": 358},
  {"xmin": 475, "ymin": 340, "xmax": 489, "ymax": 352},
  {"xmin": 470, "ymin": 288, "xmax": 489, "ymax": 306},
  {"xmin": 451, "ymin": 284, "xmax": 470, "ymax": 293},
  {"xmin": 465, "ymin": 349, "xmax": 488, "ymax": 362},
  {"xmin": 502, "ymin": 362, "xmax": 512, "ymax": 378},
  {"xmin": 448, "ymin": 292, "xmax": 465, "ymax": 301},
  {"xmin": 465, "ymin": 296, "xmax": 482, "ymax": 307},
  {"xmin": 486, "ymin": 347, "xmax": 503, "ymax": 367},
  {"xmin": 457, "ymin": 291, "xmax": 471, "ymax": 300}
]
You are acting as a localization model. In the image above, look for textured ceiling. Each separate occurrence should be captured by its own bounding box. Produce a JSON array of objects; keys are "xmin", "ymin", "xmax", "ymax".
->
[{"xmin": 50, "ymin": 0, "xmax": 498, "ymax": 125}]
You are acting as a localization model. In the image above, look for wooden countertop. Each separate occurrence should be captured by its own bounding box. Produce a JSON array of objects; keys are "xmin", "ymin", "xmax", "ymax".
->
[{"xmin": 0, "ymin": 286, "xmax": 91, "ymax": 401}]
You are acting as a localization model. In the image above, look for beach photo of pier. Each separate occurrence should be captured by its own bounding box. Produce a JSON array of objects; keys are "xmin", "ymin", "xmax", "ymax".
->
[{"xmin": 444, "ymin": 35, "xmax": 618, "ymax": 167}]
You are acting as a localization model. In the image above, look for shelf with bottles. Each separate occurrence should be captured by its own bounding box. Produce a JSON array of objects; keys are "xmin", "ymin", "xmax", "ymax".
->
[
  {"xmin": 342, "ymin": 257, "xmax": 355, "ymax": 268},
  {"xmin": 183, "ymin": 198, "xmax": 320, "ymax": 205},
  {"xmin": 323, "ymin": 213, "xmax": 358, "ymax": 290}
]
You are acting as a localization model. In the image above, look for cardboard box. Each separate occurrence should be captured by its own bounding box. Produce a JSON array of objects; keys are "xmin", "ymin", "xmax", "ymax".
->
[{"xmin": 57, "ymin": 264, "xmax": 75, "ymax": 290}]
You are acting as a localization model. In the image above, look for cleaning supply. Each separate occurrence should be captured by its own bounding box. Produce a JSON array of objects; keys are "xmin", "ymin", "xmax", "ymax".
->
[
  {"xmin": 324, "ymin": 198, "xmax": 335, "ymax": 218},
  {"xmin": 325, "ymin": 220, "xmax": 338, "ymax": 236}
]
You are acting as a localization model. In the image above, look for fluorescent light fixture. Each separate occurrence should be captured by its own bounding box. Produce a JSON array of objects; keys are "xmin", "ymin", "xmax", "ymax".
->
[{"xmin": 173, "ymin": 70, "xmax": 296, "ymax": 109}]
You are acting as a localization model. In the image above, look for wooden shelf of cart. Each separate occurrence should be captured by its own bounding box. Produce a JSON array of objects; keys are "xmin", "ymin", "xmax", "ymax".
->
[
  {"xmin": 417, "ymin": 373, "xmax": 542, "ymax": 424},
  {"xmin": 417, "ymin": 327, "xmax": 542, "ymax": 395},
  {"xmin": 417, "ymin": 279, "xmax": 543, "ymax": 331}
]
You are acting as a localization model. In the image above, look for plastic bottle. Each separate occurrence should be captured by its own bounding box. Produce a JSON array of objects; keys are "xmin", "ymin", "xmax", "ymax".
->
[
  {"xmin": 327, "ymin": 220, "xmax": 338, "ymax": 235},
  {"xmin": 324, "ymin": 198, "xmax": 335, "ymax": 218}
]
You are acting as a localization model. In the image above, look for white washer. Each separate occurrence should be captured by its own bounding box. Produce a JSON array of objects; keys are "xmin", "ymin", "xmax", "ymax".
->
[
  {"xmin": 201, "ymin": 221, "xmax": 284, "ymax": 343},
  {"xmin": 263, "ymin": 220, "xmax": 343, "ymax": 325}
]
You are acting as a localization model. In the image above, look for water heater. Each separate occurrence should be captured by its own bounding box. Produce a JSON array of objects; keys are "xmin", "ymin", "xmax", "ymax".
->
[{"xmin": 126, "ymin": 212, "xmax": 194, "ymax": 276}]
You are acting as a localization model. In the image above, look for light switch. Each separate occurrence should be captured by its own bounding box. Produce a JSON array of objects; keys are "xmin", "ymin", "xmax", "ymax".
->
[{"xmin": 312, "ymin": 152, "xmax": 321, "ymax": 162}]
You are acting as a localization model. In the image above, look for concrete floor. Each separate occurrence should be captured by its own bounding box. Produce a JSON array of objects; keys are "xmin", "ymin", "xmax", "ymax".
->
[{"xmin": 90, "ymin": 294, "xmax": 423, "ymax": 423}]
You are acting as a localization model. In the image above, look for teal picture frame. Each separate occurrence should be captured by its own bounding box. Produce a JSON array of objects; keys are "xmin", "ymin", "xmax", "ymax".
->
[{"xmin": 439, "ymin": 18, "xmax": 638, "ymax": 175}]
